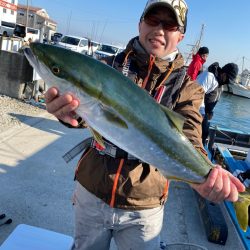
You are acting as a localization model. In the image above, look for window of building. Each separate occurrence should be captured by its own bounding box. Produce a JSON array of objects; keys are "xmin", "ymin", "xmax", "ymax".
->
[
  {"xmin": 3, "ymin": 8, "xmax": 7, "ymax": 13},
  {"xmin": 11, "ymin": 10, "xmax": 14, "ymax": 15},
  {"xmin": 11, "ymin": 0, "xmax": 15, "ymax": 4}
]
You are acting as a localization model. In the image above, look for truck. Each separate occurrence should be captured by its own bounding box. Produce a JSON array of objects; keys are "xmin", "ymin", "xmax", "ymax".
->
[
  {"xmin": 13, "ymin": 24, "xmax": 40, "ymax": 42},
  {"xmin": 93, "ymin": 43, "xmax": 124, "ymax": 60},
  {"xmin": 56, "ymin": 35, "xmax": 89, "ymax": 54}
]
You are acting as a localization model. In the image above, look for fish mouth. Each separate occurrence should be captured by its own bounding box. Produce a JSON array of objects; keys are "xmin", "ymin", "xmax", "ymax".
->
[
  {"xmin": 23, "ymin": 46, "xmax": 47, "ymax": 76},
  {"xmin": 23, "ymin": 46, "xmax": 38, "ymax": 69},
  {"xmin": 23, "ymin": 46, "xmax": 58, "ymax": 85},
  {"xmin": 23, "ymin": 44, "xmax": 85, "ymax": 95}
]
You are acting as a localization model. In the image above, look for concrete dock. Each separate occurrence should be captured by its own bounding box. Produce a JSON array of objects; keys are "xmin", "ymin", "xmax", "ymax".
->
[{"xmin": 0, "ymin": 112, "xmax": 245, "ymax": 249}]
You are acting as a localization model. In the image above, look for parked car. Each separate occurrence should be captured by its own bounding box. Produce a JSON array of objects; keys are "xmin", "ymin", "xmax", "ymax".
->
[
  {"xmin": 93, "ymin": 43, "xmax": 124, "ymax": 59},
  {"xmin": 56, "ymin": 35, "xmax": 89, "ymax": 54}
]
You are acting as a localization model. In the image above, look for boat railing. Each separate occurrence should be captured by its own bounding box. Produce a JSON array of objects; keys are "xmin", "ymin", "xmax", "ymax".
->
[{"xmin": 208, "ymin": 126, "xmax": 250, "ymax": 152}]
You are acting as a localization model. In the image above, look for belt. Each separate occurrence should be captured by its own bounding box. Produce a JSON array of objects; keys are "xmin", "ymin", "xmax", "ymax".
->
[
  {"xmin": 91, "ymin": 139, "xmax": 138, "ymax": 160},
  {"xmin": 62, "ymin": 137, "xmax": 138, "ymax": 163}
]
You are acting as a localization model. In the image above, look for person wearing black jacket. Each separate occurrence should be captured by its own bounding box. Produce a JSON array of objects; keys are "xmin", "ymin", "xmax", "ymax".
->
[{"xmin": 197, "ymin": 62, "xmax": 239, "ymax": 145}]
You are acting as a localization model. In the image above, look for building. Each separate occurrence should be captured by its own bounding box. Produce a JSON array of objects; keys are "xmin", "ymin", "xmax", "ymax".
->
[
  {"xmin": 16, "ymin": 3, "xmax": 57, "ymax": 41},
  {"xmin": 0, "ymin": 0, "xmax": 18, "ymax": 36}
]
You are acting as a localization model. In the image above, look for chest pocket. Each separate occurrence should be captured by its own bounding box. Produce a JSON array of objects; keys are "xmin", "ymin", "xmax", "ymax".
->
[
  {"xmin": 160, "ymin": 67, "xmax": 187, "ymax": 109},
  {"xmin": 112, "ymin": 52, "xmax": 139, "ymax": 84}
]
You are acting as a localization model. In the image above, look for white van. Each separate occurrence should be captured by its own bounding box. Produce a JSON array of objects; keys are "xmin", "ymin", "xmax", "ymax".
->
[
  {"xmin": 25, "ymin": 27, "xmax": 40, "ymax": 42},
  {"xmin": 94, "ymin": 43, "xmax": 124, "ymax": 60},
  {"xmin": 0, "ymin": 21, "xmax": 15, "ymax": 36},
  {"xmin": 57, "ymin": 35, "xmax": 89, "ymax": 54}
]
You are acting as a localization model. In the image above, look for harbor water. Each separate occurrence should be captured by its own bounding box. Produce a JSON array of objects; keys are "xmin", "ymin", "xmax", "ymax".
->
[{"xmin": 211, "ymin": 92, "xmax": 250, "ymax": 133}]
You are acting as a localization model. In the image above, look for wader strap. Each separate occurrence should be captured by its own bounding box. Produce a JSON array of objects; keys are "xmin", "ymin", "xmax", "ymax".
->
[
  {"xmin": 63, "ymin": 137, "xmax": 138, "ymax": 163},
  {"xmin": 169, "ymin": 67, "xmax": 187, "ymax": 109},
  {"xmin": 154, "ymin": 67, "xmax": 187, "ymax": 109},
  {"xmin": 110, "ymin": 158, "xmax": 125, "ymax": 208},
  {"xmin": 62, "ymin": 137, "xmax": 92, "ymax": 163},
  {"xmin": 160, "ymin": 180, "xmax": 170, "ymax": 205}
]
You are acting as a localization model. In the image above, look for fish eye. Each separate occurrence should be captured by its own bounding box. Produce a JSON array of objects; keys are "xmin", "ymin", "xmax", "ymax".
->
[{"xmin": 52, "ymin": 66, "xmax": 60, "ymax": 75}]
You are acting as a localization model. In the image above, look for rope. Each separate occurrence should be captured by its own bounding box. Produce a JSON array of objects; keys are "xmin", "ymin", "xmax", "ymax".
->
[{"xmin": 213, "ymin": 126, "xmax": 236, "ymax": 144}]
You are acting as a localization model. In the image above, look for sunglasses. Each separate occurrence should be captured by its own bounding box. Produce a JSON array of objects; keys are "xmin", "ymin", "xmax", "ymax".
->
[{"xmin": 142, "ymin": 15, "xmax": 184, "ymax": 33}]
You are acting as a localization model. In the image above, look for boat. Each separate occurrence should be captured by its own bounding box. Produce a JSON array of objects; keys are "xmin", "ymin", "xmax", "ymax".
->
[
  {"xmin": 226, "ymin": 68, "xmax": 250, "ymax": 98},
  {"xmin": 228, "ymin": 83, "xmax": 250, "ymax": 99},
  {"xmin": 206, "ymin": 125, "xmax": 250, "ymax": 250}
]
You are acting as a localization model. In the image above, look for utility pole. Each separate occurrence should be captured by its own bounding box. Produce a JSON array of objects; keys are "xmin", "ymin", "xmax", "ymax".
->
[{"xmin": 25, "ymin": 0, "xmax": 29, "ymax": 29}]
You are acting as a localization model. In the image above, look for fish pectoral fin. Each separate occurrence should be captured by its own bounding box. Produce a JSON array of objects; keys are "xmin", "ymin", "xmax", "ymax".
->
[
  {"xmin": 89, "ymin": 127, "xmax": 106, "ymax": 149},
  {"xmin": 101, "ymin": 105, "xmax": 128, "ymax": 129},
  {"xmin": 160, "ymin": 105, "xmax": 185, "ymax": 133},
  {"xmin": 233, "ymin": 189, "xmax": 250, "ymax": 232}
]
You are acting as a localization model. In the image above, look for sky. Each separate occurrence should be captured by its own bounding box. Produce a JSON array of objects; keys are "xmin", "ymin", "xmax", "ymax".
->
[{"xmin": 19, "ymin": 0, "xmax": 250, "ymax": 71}]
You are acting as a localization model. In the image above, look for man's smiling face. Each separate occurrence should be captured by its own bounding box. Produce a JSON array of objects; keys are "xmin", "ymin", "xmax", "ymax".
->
[{"xmin": 139, "ymin": 6, "xmax": 184, "ymax": 58}]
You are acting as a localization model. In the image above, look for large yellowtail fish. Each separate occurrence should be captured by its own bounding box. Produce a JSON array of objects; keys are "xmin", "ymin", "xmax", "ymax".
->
[{"xmin": 24, "ymin": 43, "xmax": 249, "ymax": 232}]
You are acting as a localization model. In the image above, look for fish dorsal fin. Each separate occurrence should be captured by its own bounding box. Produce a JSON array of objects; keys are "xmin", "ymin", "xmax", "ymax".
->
[
  {"xmin": 160, "ymin": 105, "xmax": 185, "ymax": 133},
  {"xmin": 89, "ymin": 127, "xmax": 106, "ymax": 149},
  {"xmin": 101, "ymin": 104, "xmax": 128, "ymax": 129}
]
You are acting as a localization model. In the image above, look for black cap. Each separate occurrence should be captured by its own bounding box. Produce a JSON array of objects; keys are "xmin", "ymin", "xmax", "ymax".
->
[
  {"xmin": 221, "ymin": 63, "xmax": 239, "ymax": 84},
  {"xmin": 198, "ymin": 47, "xmax": 209, "ymax": 55}
]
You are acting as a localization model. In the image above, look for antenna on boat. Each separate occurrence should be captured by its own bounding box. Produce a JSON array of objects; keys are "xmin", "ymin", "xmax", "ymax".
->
[
  {"xmin": 242, "ymin": 56, "xmax": 245, "ymax": 73},
  {"xmin": 185, "ymin": 24, "xmax": 205, "ymax": 66}
]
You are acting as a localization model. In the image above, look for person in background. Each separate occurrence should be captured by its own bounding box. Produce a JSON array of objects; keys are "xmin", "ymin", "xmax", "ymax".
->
[
  {"xmin": 187, "ymin": 46, "xmax": 209, "ymax": 80},
  {"xmin": 87, "ymin": 39, "xmax": 94, "ymax": 57},
  {"xmin": 197, "ymin": 62, "xmax": 239, "ymax": 145},
  {"xmin": 22, "ymin": 37, "xmax": 33, "ymax": 47},
  {"xmin": 43, "ymin": 33, "xmax": 48, "ymax": 44},
  {"xmin": 44, "ymin": 1, "xmax": 244, "ymax": 249}
]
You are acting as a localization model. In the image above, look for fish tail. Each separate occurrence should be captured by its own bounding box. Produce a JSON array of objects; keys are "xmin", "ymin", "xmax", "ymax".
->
[{"xmin": 233, "ymin": 191, "xmax": 250, "ymax": 232}]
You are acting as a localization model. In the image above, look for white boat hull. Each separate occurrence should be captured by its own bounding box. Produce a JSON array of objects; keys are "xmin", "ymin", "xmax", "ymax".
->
[{"xmin": 228, "ymin": 84, "xmax": 250, "ymax": 98}]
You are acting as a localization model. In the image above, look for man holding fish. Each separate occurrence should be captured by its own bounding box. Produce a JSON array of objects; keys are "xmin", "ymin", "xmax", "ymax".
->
[{"xmin": 43, "ymin": 0, "xmax": 245, "ymax": 249}]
